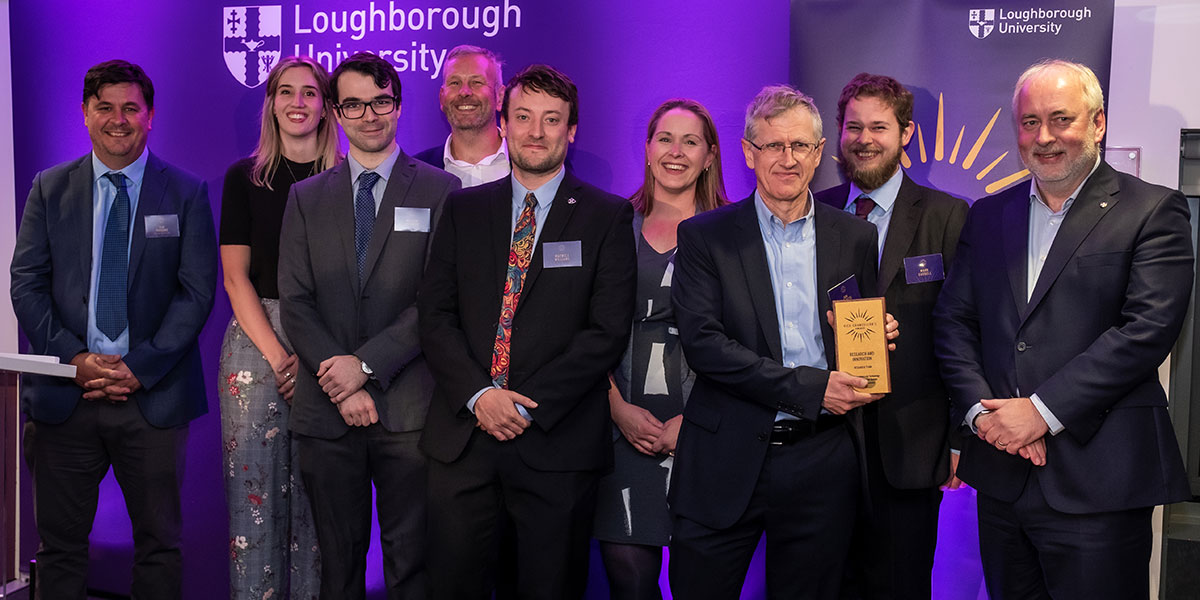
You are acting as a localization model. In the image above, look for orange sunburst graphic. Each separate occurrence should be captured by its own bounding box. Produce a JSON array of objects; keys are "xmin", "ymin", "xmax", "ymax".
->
[{"xmin": 902, "ymin": 94, "xmax": 1029, "ymax": 195}]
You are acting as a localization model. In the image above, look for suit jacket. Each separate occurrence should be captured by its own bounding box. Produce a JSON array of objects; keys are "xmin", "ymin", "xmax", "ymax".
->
[
  {"xmin": 934, "ymin": 162, "xmax": 1193, "ymax": 513},
  {"xmin": 413, "ymin": 145, "xmax": 443, "ymax": 170},
  {"xmin": 278, "ymin": 150, "xmax": 460, "ymax": 439},
  {"xmin": 669, "ymin": 194, "xmax": 879, "ymax": 529},
  {"xmin": 417, "ymin": 171, "xmax": 636, "ymax": 472},
  {"xmin": 10, "ymin": 152, "xmax": 216, "ymax": 428},
  {"xmin": 816, "ymin": 174, "xmax": 968, "ymax": 489}
]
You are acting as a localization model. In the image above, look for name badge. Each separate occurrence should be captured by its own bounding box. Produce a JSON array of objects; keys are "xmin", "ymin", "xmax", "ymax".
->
[
  {"xmin": 827, "ymin": 274, "xmax": 861, "ymax": 302},
  {"xmin": 393, "ymin": 207, "xmax": 431, "ymax": 232},
  {"xmin": 543, "ymin": 240, "xmax": 582, "ymax": 268},
  {"xmin": 144, "ymin": 214, "xmax": 180, "ymax": 238},
  {"xmin": 904, "ymin": 253, "xmax": 945, "ymax": 284}
]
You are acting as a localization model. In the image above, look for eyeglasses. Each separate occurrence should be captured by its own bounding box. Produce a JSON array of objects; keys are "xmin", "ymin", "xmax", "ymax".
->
[
  {"xmin": 335, "ymin": 96, "xmax": 398, "ymax": 119},
  {"xmin": 745, "ymin": 138, "xmax": 819, "ymax": 158}
]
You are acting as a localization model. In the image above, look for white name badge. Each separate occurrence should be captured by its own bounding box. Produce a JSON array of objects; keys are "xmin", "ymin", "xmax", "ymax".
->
[
  {"xmin": 394, "ymin": 207, "xmax": 431, "ymax": 232},
  {"xmin": 543, "ymin": 240, "xmax": 582, "ymax": 268},
  {"xmin": 144, "ymin": 214, "xmax": 180, "ymax": 238}
]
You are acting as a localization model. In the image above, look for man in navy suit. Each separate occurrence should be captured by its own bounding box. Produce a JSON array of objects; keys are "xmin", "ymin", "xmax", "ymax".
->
[
  {"xmin": 10, "ymin": 59, "xmax": 216, "ymax": 599},
  {"xmin": 816, "ymin": 73, "xmax": 967, "ymax": 599},
  {"xmin": 668, "ymin": 84, "xmax": 893, "ymax": 600},
  {"xmin": 935, "ymin": 59, "xmax": 1193, "ymax": 599}
]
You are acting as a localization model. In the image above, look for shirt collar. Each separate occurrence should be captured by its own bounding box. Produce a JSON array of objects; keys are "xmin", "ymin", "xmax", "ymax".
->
[
  {"xmin": 512, "ymin": 165, "xmax": 566, "ymax": 209},
  {"xmin": 92, "ymin": 147, "xmax": 149, "ymax": 187},
  {"xmin": 846, "ymin": 166, "xmax": 903, "ymax": 213},
  {"xmin": 754, "ymin": 189, "xmax": 815, "ymax": 231},
  {"xmin": 348, "ymin": 145, "xmax": 402, "ymax": 185},
  {"xmin": 443, "ymin": 132, "xmax": 508, "ymax": 168},
  {"xmin": 1029, "ymin": 155, "xmax": 1102, "ymax": 214}
]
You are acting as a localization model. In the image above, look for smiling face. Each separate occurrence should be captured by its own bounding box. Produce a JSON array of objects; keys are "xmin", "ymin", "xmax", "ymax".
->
[
  {"xmin": 838, "ymin": 95, "xmax": 913, "ymax": 192},
  {"xmin": 439, "ymin": 53, "xmax": 501, "ymax": 132},
  {"xmin": 742, "ymin": 107, "xmax": 824, "ymax": 212},
  {"xmin": 646, "ymin": 108, "xmax": 716, "ymax": 198},
  {"xmin": 273, "ymin": 65, "xmax": 325, "ymax": 143},
  {"xmin": 1015, "ymin": 66, "xmax": 1105, "ymax": 202},
  {"xmin": 335, "ymin": 70, "xmax": 399, "ymax": 162},
  {"xmin": 501, "ymin": 84, "xmax": 576, "ymax": 183},
  {"xmin": 83, "ymin": 82, "xmax": 153, "ymax": 170}
]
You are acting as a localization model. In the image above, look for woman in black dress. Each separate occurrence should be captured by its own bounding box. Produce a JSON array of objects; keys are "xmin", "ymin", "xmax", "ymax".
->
[
  {"xmin": 594, "ymin": 99, "xmax": 729, "ymax": 598},
  {"xmin": 218, "ymin": 56, "xmax": 341, "ymax": 600}
]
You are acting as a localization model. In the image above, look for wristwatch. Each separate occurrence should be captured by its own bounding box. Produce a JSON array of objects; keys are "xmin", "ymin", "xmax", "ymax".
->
[{"xmin": 359, "ymin": 359, "xmax": 374, "ymax": 378}]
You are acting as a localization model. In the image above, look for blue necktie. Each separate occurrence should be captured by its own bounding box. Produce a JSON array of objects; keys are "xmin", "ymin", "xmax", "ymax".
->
[
  {"xmin": 355, "ymin": 171, "xmax": 380, "ymax": 288},
  {"xmin": 97, "ymin": 172, "xmax": 130, "ymax": 340}
]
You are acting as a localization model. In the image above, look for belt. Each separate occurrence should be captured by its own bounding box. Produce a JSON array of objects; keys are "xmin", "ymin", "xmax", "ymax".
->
[{"xmin": 769, "ymin": 415, "xmax": 846, "ymax": 445}]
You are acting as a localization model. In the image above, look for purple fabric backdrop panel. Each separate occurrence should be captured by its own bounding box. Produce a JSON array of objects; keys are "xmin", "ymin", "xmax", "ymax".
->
[{"xmin": 791, "ymin": 0, "xmax": 1114, "ymax": 201}]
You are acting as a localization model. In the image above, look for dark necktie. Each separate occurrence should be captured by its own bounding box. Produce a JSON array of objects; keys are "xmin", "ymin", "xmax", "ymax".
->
[
  {"xmin": 96, "ymin": 172, "xmax": 130, "ymax": 340},
  {"xmin": 854, "ymin": 195, "xmax": 876, "ymax": 220},
  {"xmin": 491, "ymin": 192, "xmax": 538, "ymax": 388},
  {"xmin": 355, "ymin": 171, "xmax": 380, "ymax": 288}
]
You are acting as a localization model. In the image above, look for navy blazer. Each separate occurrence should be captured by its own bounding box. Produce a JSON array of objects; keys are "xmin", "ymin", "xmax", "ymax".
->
[
  {"xmin": 816, "ymin": 174, "xmax": 968, "ymax": 489},
  {"xmin": 669, "ymin": 195, "xmax": 879, "ymax": 529},
  {"xmin": 934, "ymin": 162, "xmax": 1193, "ymax": 513},
  {"xmin": 10, "ymin": 152, "xmax": 217, "ymax": 428},
  {"xmin": 417, "ymin": 171, "xmax": 636, "ymax": 472}
]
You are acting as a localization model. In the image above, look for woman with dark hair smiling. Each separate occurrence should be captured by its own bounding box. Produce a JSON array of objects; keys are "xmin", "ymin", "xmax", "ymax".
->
[
  {"xmin": 218, "ymin": 56, "xmax": 340, "ymax": 599},
  {"xmin": 593, "ymin": 98, "xmax": 729, "ymax": 599}
]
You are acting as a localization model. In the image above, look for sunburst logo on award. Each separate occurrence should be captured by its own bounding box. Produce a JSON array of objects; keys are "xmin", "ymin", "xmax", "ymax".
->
[{"xmin": 843, "ymin": 309, "xmax": 877, "ymax": 343}]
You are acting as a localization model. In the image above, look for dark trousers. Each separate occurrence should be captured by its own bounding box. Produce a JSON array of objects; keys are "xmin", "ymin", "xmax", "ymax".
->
[
  {"xmin": 23, "ymin": 399, "xmax": 188, "ymax": 600},
  {"xmin": 668, "ymin": 422, "xmax": 860, "ymax": 600},
  {"xmin": 427, "ymin": 429, "xmax": 600, "ymax": 600},
  {"xmin": 843, "ymin": 416, "xmax": 943, "ymax": 600},
  {"xmin": 977, "ymin": 471, "xmax": 1153, "ymax": 600},
  {"xmin": 296, "ymin": 426, "xmax": 427, "ymax": 600}
]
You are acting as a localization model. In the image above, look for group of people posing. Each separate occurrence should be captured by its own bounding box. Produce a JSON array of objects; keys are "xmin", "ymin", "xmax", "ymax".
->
[{"xmin": 9, "ymin": 42, "xmax": 1193, "ymax": 600}]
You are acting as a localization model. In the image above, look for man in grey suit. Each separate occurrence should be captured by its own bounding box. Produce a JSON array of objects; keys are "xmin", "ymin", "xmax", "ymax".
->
[{"xmin": 278, "ymin": 51, "xmax": 460, "ymax": 599}]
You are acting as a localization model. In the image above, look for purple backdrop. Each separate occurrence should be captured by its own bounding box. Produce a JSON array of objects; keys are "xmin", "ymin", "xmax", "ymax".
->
[{"xmin": 10, "ymin": 1, "xmax": 786, "ymax": 597}]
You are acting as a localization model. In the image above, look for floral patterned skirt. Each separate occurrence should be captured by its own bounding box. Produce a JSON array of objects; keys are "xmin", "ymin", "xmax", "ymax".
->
[{"xmin": 219, "ymin": 298, "xmax": 320, "ymax": 599}]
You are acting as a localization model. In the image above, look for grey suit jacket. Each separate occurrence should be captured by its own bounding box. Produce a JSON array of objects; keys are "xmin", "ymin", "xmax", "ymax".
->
[{"xmin": 279, "ymin": 149, "xmax": 460, "ymax": 439}]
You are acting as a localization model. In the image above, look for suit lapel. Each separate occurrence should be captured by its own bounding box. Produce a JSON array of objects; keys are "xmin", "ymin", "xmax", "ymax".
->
[
  {"xmin": 877, "ymin": 175, "xmax": 922, "ymax": 294},
  {"xmin": 361, "ymin": 152, "xmax": 417, "ymax": 286},
  {"xmin": 1001, "ymin": 184, "xmax": 1031, "ymax": 317},
  {"xmin": 516, "ymin": 172, "xmax": 580, "ymax": 314},
  {"xmin": 322, "ymin": 163, "xmax": 358, "ymax": 293},
  {"xmin": 1022, "ymin": 164, "xmax": 1119, "ymax": 322},
  {"xmin": 127, "ymin": 153, "xmax": 167, "ymax": 290},
  {"xmin": 735, "ymin": 196, "xmax": 784, "ymax": 362},
  {"xmin": 490, "ymin": 177, "xmax": 516, "ymax": 303},
  {"xmin": 68, "ymin": 157, "xmax": 95, "ymax": 283}
]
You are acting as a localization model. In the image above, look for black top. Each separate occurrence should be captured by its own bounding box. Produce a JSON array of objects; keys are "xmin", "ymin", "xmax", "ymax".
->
[{"xmin": 219, "ymin": 157, "xmax": 317, "ymax": 299}]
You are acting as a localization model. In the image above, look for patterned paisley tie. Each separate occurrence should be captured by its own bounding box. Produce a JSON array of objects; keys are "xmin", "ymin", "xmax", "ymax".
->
[{"xmin": 490, "ymin": 192, "xmax": 538, "ymax": 388}]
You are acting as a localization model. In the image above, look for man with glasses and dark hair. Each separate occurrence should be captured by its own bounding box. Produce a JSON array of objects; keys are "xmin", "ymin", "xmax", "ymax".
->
[
  {"xmin": 418, "ymin": 64, "xmax": 635, "ymax": 599},
  {"xmin": 11, "ymin": 59, "xmax": 216, "ymax": 598},
  {"xmin": 278, "ymin": 51, "xmax": 460, "ymax": 599},
  {"xmin": 668, "ymin": 84, "xmax": 894, "ymax": 599}
]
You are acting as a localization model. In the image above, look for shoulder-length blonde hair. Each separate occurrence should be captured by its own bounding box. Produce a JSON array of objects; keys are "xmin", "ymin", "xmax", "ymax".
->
[
  {"xmin": 631, "ymin": 98, "xmax": 729, "ymax": 216},
  {"xmin": 250, "ymin": 56, "xmax": 342, "ymax": 189}
]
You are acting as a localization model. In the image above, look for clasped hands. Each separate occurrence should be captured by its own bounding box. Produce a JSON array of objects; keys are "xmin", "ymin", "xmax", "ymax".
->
[
  {"xmin": 72, "ymin": 352, "xmax": 141, "ymax": 402},
  {"xmin": 821, "ymin": 311, "xmax": 899, "ymax": 414},
  {"xmin": 475, "ymin": 388, "xmax": 539, "ymax": 442},
  {"xmin": 974, "ymin": 397, "xmax": 1049, "ymax": 466},
  {"xmin": 318, "ymin": 354, "xmax": 376, "ymax": 427}
]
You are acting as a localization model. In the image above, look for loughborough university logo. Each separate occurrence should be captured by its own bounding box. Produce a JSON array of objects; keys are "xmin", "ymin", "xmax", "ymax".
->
[
  {"xmin": 969, "ymin": 9, "xmax": 996, "ymax": 39},
  {"xmin": 223, "ymin": 6, "xmax": 282, "ymax": 87}
]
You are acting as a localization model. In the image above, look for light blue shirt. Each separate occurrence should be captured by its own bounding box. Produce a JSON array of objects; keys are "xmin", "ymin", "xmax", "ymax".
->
[
  {"xmin": 965, "ymin": 157, "xmax": 1101, "ymax": 436},
  {"xmin": 467, "ymin": 166, "xmax": 568, "ymax": 419},
  {"xmin": 754, "ymin": 191, "xmax": 826, "ymax": 421},
  {"xmin": 842, "ymin": 167, "xmax": 904, "ymax": 260},
  {"xmin": 346, "ymin": 146, "xmax": 402, "ymax": 215},
  {"xmin": 86, "ymin": 149, "xmax": 148, "ymax": 355}
]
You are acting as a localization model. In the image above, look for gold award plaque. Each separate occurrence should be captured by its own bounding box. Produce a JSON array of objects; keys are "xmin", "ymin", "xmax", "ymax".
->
[{"xmin": 833, "ymin": 297, "xmax": 891, "ymax": 394}]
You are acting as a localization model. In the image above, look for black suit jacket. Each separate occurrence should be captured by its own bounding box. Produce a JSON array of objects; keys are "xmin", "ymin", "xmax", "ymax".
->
[
  {"xmin": 669, "ymin": 195, "xmax": 879, "ymax": 529},
  {"xmin": 935, "ymin": 162, "xmax": 1192, "ymax": 513},
  {"xmin": 413, "ymin": 145, "xmax": 443, "ymax": 170},
  {"xmin": 418, "ymin": 171, "xmax": 636, "ymax": 472},
  {"xmin": 279, "ymin": 150, "xmax": 460, "ymax": 439},
  {"xmin": 11, "ymin": 152, "xmax": 216, "ymax": 428},
  {"xmin": 816, "ymin": 174, "xmax": 968, "ymax": 489}
]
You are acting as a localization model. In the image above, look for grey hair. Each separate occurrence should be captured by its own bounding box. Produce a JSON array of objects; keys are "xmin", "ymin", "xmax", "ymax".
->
[
  {"xmin": 1012, "ymin": 59, "xmax": 1104, "ymax": 120},
  {"xmin": 744, "ymin": 84, "xmax": 823, "ymax": 142},
  {"xmin": 445, "ymin": 44, "xmax": 504, "ymax": 87}
]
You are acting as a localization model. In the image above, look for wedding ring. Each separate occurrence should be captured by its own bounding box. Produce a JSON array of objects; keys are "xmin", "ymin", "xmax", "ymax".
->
[
  {"xmin": 285, "ymin": 372, "xmax": 293, "ymax": 379},
  {"xmin": 997, "ymin": 441, "xmax": 1008, "ymax": 448}
]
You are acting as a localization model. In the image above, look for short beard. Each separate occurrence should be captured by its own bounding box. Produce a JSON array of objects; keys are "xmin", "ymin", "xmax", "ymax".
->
[
  {"xmin": 512, "ymin": 150, "xmax": 565, "ymax": 176},
  {"xmin": 840, "ymin": 146, "xmax": 901, "ymax": 192}
]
